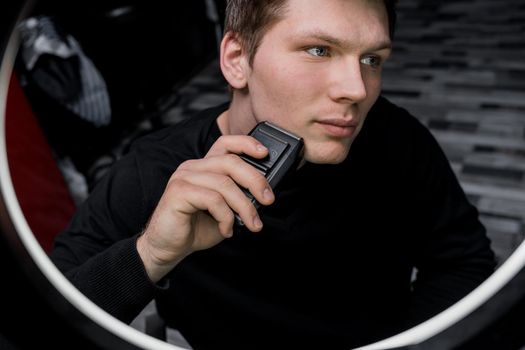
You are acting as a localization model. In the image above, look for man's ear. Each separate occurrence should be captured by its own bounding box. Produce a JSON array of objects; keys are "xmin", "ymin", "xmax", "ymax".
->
[{"xmin": 220, "ymin": 32, "xmax": 249, "ymax": 89}]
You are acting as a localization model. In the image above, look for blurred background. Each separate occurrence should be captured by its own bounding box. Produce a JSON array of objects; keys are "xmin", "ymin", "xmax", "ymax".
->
[{"xmin": 382, "ymin": 0, "xmax": 525, "ymax": 267}]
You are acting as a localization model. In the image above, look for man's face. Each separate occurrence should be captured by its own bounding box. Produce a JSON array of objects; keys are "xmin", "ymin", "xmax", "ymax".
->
[{"xmin": 245, "ymin": 0, "xmax": 391, "ymax": 164}]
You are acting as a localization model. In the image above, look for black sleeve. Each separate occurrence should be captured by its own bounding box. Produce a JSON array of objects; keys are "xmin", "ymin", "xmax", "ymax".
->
[
  {"xmin": 405, "ymin": 117, "xmax": 497, "ymax": 327},
  {"xmin": 50, "ymin": 154, "xmax": 162, "ymax": 324}
]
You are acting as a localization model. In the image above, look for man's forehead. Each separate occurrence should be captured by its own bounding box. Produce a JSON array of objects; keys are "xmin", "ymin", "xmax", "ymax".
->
[
  {"xmin": 279, "ymin": 0, "xmax": 389, "ymax": 35},
  {"xmin": 275, "ymin": 0, "xmax": 391, "ymax": 53}
]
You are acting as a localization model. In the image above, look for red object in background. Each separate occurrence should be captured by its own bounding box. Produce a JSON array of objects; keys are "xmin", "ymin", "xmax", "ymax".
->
[{"xmin": 5, "ymin": 72, "xmax": 76, "ymax": 253}]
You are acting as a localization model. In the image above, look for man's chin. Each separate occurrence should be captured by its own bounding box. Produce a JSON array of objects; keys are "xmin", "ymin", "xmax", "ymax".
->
[
  {"xmin": 304, "ymin": 148, "xmax": 350, "ymax": 165},
  {"xmin": 302, "ymin": 138, "xmax": 353, "ymax": 164}
]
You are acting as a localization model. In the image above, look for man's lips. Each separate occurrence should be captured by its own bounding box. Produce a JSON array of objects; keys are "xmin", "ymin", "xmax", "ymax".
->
[
  {"xmin": 316, "ymin": 119, "xmax": 359, "ymax": 137},
  {"xmin": 318, "ymin": 118, "xmax": 359, "ymax": 128}
]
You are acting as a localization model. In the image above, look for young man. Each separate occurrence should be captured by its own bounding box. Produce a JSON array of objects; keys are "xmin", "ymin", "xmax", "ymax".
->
[{"xmin": 51, "ymin": 0, "xmax": 496, "ymax": 348}]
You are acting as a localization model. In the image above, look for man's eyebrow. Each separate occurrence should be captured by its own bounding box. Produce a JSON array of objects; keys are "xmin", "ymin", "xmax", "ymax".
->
[{"xmin": 295, "ymin": 30, "xmax": 392, "ymax": 52}]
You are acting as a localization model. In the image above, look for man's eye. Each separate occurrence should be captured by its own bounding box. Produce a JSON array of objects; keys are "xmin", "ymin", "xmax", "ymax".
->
[
  {"xmin": 360, "ymin": 55, "xmax": 382, "ymax": 68},
  {"xmin": 306, "ymin": 46, "xmax": 329, "ymax": 57}
]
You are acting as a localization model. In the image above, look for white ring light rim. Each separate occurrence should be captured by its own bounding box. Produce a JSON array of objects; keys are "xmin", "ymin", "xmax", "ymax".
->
[
  {"xmin": 1, "ymin": 8, "xmax": 524, "ymax": 350},
  {"xmin": 0, "ymin": 21, "xmax": 182, "ymax": 350}
]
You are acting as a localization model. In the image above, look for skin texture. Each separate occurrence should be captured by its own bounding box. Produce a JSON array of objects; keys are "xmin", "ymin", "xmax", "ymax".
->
[{"xmin": 137, "ymin": 0, "xmax": 392, "ymax": 282}]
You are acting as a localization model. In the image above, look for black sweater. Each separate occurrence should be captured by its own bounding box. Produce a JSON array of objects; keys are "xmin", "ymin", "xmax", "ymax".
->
[{"xmin": 51, "ymin": 96, "xmax": 496, "ymax": 349}]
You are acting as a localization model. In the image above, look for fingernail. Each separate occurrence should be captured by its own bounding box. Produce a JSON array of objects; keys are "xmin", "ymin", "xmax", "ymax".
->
[
  {"xmin": 253, "ymin": 215, "xmax": 263, "ymax": 229},
  {"xmin": 263, "ymin": 187, "xmax": 274, "ymax": 201},
  {"xmin": 256, "ymin": 144, "xmax": 267, "ymax": 152}
]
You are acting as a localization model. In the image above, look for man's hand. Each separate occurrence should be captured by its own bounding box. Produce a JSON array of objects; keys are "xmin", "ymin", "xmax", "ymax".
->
[{"xmin": 137, "ymin": 135, "xmax": 275, "ymax": 283}]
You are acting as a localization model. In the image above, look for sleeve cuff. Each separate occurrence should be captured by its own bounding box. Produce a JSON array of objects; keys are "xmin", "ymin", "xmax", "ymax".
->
[{"xmin": 84, "ymin": 236, "xmax": 160, "ymax": 323}]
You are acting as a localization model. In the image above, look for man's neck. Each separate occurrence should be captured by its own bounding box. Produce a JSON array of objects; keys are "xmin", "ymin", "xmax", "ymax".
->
[
  {"xmin": 217, "ymin": 98, "xmax": 257, "ymax": 136},
  {"xmin": 216, "ymin": 110, "xmax": 231, "ymax": 135}
]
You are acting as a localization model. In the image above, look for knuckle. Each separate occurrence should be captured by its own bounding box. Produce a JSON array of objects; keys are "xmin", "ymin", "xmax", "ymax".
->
[
  {"xmin": 166, "ymin": 177, "xmax": 186, "ymax": 191},
  {"xmin": 252, "ymin": 172, "xmax": 268, "ymax": 188},
  {"xmin": 216, "ymin": 135, "xmax": 229, "ymax": 146},
  {"xmin": 243, "ymin": 170, "xmax": 267, "ymax": 193},
  {"xmin": 240, "ymin": 197, "xmax": 257, "ymax": 215},
  {"xmin": 208, "ymin": 191, "xmax": 224, "ymax": 206},
  {"xmin": 219, "ymin": 175, "xmax": 236, "ymax": 190},
  {"xmin": 222, "ymin": 154, "xmax": 244, "ymax": 169},
  {"xmin": 225, "ymin": 153, "xmax": 240, "ymax": 164},
  {"xmin": 177, "ymin": 159, "xmax": 195, "ymax": 171},
  {"xmin": 171, "ymin": 168, "xmax": 187, "ymax": 181},
  {"xmin": 225, "ymin": 211, "xmax": 235, "ymax": 226},
  {"xmin": 221, "ymin": 210, "xmax": 235, "ymax": 227}
]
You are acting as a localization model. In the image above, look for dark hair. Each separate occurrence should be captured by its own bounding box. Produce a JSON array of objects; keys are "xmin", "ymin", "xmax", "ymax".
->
[{"xmin": 224, "ymin": 0, "xmax": 398, "ymax": 65}]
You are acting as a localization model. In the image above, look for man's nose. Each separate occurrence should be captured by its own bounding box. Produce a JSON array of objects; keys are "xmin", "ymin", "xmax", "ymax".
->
[{"xmin": 327, "ymin": 58, "xmax": 368, "ymax": 103}]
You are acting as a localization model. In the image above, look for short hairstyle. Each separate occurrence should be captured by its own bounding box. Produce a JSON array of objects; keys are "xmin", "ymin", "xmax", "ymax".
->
[{"xmin": 224, "ymin": 0, "xmax": 398, "ymax": 65}]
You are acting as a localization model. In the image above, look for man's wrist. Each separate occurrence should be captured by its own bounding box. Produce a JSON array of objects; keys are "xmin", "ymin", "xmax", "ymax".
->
[{"xmin": 136, "ymin": 234, "xmax": 182, "ymax": 284}]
